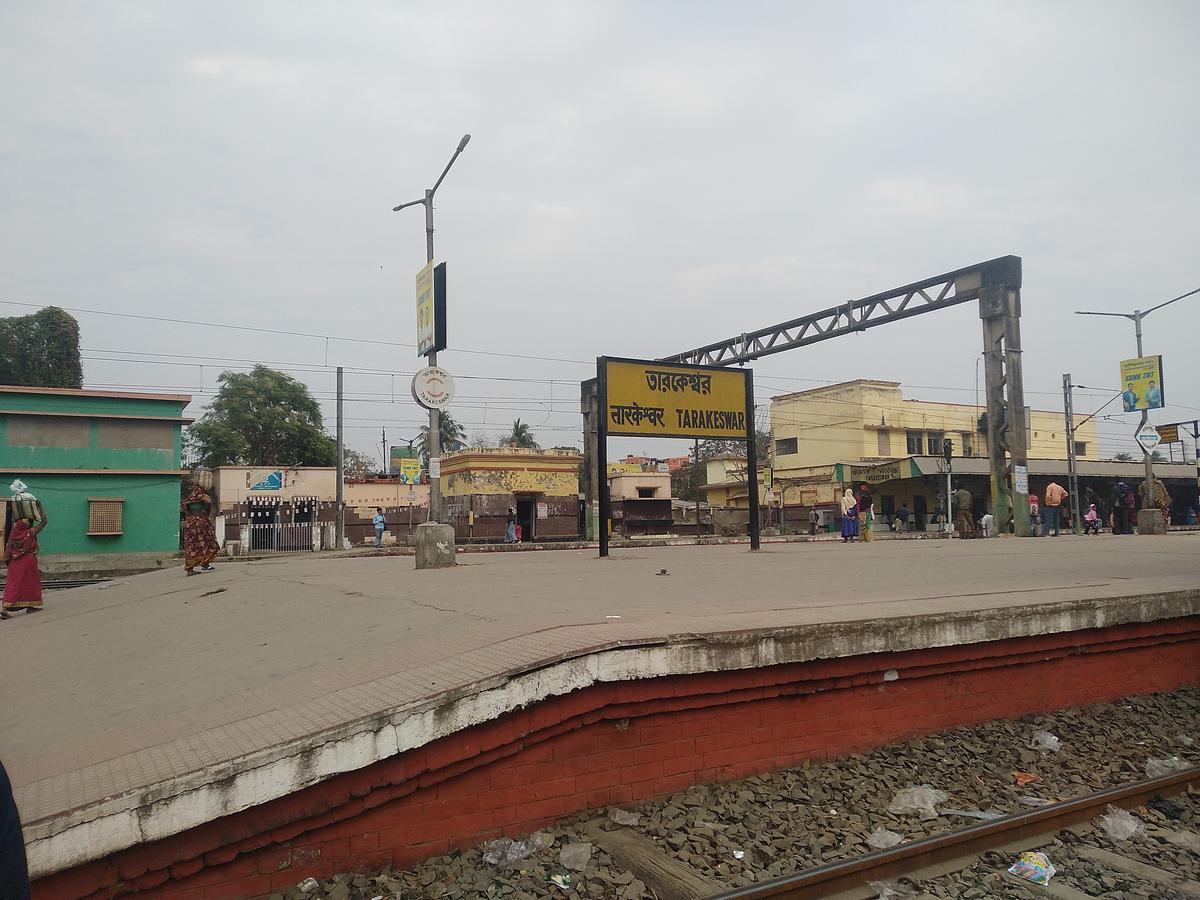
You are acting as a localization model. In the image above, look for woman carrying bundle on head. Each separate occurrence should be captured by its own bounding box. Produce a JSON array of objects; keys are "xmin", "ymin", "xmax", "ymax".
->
[
  {"xmin": 3, "ymin": 480, "xmax": 47, "ymax": 619},
  {"xmin": 181, "ymin": 484, "xmax": 220, "ymax": 576}
]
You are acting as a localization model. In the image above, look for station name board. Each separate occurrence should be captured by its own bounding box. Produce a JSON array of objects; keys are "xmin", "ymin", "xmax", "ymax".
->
[{"xmin": 600, "ymin": 357, "xmax": 750, "ymax": 440}]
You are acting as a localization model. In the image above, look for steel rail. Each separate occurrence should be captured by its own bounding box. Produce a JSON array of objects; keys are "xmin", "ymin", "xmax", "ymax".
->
[{"xmin": 707, "ymin": 767, "xmax": 1200, "ymax": 899}]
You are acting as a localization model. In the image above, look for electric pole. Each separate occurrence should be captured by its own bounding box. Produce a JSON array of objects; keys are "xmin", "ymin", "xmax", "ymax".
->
[
  {"xmin": 1063, "ymin": 374, "xmax": 1081, "ymax": 533},
  {"xmin": 335, "ymin": 366, "xmax": 344, "ymax": 549},
  {"xmin": 392, "ymin": 134, "xmax": 471, "ymax": 524}
]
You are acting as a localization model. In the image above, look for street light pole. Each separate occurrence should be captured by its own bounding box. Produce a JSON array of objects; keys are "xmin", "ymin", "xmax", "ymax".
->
[
  {"xmin": 392, "ymin": 134, "xmax": 471, "ymax": 525},
  {"xmin": 1076, "ymin": 286, "xmax": 1198, "ymax": 528}
]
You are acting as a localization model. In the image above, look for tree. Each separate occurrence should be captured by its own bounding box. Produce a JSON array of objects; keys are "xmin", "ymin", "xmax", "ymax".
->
[
  {"xmin": 505, "ymin": 418, "xmax": 540, "ymax": 449},
  {"xmin": 1112, "ymin": 452, "xmax": 1135, "ymax": 462},
  {"xmin": 697, "ymin": 427, "xmax": 772, "ymax": 464},
  {"xmin": 186, "ymin": 366, "xmax": 337, "ymax": 467},
  {"xmin": 416, "ymin": 409, "xmax": 466, "ymax": 464},
  {"xmin": 343, "ymin": 448, "xmax": 380, "ymax": 478},
  {"xmin": 1150, "ymin": 450, "xmax": 1165, "ymax": 462},
  {"xmin": 671, "ymin": 461, "xmax": 700, "ymax": 501},
  {"xmin": 0, "ymin": 307, "xmax": 83, "ymax": 388},
  {"xmin": 468, "ymin": 431, "xmax": 492, "ymax": 450}
]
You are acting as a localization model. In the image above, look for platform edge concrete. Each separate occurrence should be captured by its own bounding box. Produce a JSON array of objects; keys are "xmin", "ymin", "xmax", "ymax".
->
[{"xmin": 22, "ymin": 587, "xmax": 1200, "ymax": 879}]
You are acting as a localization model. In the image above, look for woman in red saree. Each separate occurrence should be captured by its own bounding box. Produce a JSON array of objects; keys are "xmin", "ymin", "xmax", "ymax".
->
[
  {"xmin": 181, "ymin": 485, "xmax": 219, "ymax": 575},
  {"xmin": 2, "ymin": 508, "xmax": 47, "ymax": 618}
]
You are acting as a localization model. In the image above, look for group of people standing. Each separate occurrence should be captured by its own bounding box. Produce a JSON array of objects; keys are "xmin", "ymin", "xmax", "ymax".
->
[{"xmin": 840, "ymin": 483, "xmax": 875, "ymax": 542}]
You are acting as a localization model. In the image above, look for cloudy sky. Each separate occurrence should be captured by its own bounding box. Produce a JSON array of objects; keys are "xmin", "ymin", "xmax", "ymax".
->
[{"xmin": 2, "ymin": 1, "xmax": 1197, "ymax": 462}]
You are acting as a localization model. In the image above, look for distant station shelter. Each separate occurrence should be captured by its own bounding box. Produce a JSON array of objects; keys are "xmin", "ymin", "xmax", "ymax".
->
[
  {"xmin": 0, "ymin": 385, "xmax": 191, "ymax": 575},
  {"xmin": 441, "ymin": 447, "xmax": 583, "ymax": 542}
]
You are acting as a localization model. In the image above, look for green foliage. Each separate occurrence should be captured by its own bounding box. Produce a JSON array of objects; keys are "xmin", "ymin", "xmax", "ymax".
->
[
  {"xmin": 0, "ymin": 307, "xmax": 84, "ymax": 388},
  {"xmin": 416, "ymin": 409, "xmax": 466, "ymax": 464},
  {"xmin": 186, "ymin": 366, "xmax": 336, "ymax": 467},
  {"xmin": 505, "ymin": 418, "xmax": 540, "ymax": 449},
  {"xmin": 1112, "ymin": 452, "xmax": 1135, "ymax": 461}
]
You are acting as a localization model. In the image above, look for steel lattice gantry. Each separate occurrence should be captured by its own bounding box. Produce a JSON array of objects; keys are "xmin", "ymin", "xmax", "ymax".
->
[{"xmin": 657, "ymin": 255, "xmax": 1032, "ymax": 536}]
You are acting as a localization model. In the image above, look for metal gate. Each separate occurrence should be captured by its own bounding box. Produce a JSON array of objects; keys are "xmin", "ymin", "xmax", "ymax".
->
[{"xmin": 247, "ymin": 523, "xmax": 316, "ymax": 552}]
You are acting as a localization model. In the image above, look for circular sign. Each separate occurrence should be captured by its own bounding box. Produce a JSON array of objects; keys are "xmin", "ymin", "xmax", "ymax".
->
[
  {"xmin": 411, "ymin": 366, "xmax": 455, "ymax": 409},
  {"xmin": 406, "ymin": 490, "xmax": 417, "ymax": 502}
]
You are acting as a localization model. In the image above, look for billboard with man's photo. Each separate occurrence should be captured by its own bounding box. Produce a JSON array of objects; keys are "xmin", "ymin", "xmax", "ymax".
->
[{"xmin": 1119, "ymin": 355, "xmax": 1165, "ymax": 412}]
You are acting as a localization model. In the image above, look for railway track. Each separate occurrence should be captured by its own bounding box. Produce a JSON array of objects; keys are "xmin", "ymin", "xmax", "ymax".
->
[{"xmin": 707, "ymin": 767, "xmax": 1200, "ymax": 900}]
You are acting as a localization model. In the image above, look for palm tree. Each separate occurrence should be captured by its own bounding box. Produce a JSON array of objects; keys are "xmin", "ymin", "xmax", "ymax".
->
[
  {"xmin": 416, "ymin": 410, "xmax": 466, "ymax": 464},
  {"xmin": 505, "ymin": 418, "xmax": 540, "ymax": 449},
  {"xmin": 1112, "ymin": 452, "xmax": 1134, "ymax": 462}
]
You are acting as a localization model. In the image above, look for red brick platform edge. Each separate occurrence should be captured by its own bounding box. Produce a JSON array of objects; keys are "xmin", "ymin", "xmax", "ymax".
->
[{"xmin": 34, "ymin": 617, "xmax": 1200, "ymax": 900}]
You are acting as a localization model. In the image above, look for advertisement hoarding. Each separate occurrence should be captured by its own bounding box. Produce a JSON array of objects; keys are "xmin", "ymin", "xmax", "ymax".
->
[
  {"xmin": 1119, "ymin": 355, "xmax": 1165, "ymax": 412},
  {"xmin": 415, "ymin": 261, "xmax": 447, "ymax": 356}
]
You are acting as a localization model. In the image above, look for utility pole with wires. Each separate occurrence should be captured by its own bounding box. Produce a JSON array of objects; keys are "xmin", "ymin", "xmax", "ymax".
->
[
  {"xmin": 1076, "ymin": 284, "xmax": 1199, "ymax": 534},
  {"xmin": 1063, "ymin": 374, "xmax": 1081, "ymax": 533},
  {"xmin": 391, "ymin": 133, "xmax": 471, "ymax": 527},
  {"xmin": 335, "ymin": 366, "xmax": 344, "ymax": 549}
]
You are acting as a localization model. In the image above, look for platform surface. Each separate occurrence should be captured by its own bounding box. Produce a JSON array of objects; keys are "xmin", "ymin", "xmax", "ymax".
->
[{"xmin": 3, "ymin": 534, "xmax": 1198, "ymax": 869}]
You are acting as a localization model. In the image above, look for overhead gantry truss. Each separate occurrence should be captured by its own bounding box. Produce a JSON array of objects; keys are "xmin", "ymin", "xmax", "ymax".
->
[{"xmin": 662, "ymin": 255, "xmax": 1022, "ymax": 367}]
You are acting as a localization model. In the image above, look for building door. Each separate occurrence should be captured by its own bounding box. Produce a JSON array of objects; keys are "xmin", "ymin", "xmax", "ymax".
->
[
  {"xmin": 516, "ymin": 496, "xmax": 535, "ymax": 542},
  {"xmin": 913, "ymin": 495, "xmax": 927, "ymax": 531}
]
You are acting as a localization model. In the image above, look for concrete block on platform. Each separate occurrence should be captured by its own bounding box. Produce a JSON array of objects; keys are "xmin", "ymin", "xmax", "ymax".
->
[
  {"xmin": 414, "ymin": 523, "xmax": 456, "ymax": 568},
  {"xmin": 1137, "ymin": 509, "xmax": 1167, "ymax": 534}
]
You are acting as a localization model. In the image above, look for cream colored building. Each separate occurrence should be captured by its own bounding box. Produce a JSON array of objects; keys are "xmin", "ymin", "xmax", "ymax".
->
[
  {"xmin": 770, "ymin": 379, "xmax": 1098, "ymax": 471},
  {"xmin": 607, "ymin": 471, "xmax": 671, "ymax": 501},
  {"xmin": 762, "ymin": 379, "xmax": 1101, "ymax": 529}
]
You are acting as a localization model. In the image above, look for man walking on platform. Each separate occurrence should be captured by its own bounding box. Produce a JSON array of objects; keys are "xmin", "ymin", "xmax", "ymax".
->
[
  {"xmin": 1044, "ymin": 481, "xmax": 1068, "ymax": 536},
  {"xmin": 953, "ymin": 485, "xmax": 974, "ymax": 538}
]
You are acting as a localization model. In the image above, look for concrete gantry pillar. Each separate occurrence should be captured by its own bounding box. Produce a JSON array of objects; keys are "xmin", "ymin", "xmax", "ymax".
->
[
  {"xmin": 580, "ymin": 378, "xmax": 599, "ymax": 541},
  {"xmin": 975, "ymin": 257, "xmax": 1031, "ymax": 537},
  {"xmin": 413, "ymin": 522, "xmax": 456, "ymax": 568}
]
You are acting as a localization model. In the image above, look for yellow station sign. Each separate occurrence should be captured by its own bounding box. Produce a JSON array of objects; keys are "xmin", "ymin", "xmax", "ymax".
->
[{"xmin": 602, "ymin": 358, "xmax": 750, "ymax": 439}]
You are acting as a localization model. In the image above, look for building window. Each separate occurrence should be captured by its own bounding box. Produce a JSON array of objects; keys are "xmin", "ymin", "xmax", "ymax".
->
[
  {"xmin": 87, "ymin": 498, "xmax": 124, "ymax": 536},
  {"xmin": 905, "ymin": 431, "xmax": 923, "ymax": 455},
  {"xmin": 959, "ymin": 433, "xmax": 973, "ymax": 457},
  {"xmin": 1074, "ymin": 441, "xmax": 1087, "ymax": 457},
  {"xmin": 775, "ymin": 437, "xmax": 798, "ymax": 456},
  {"xmin": 637, "ymin": 486, "xmax": 657, "ymax": 498},
  {"xmin": 927, "ymin": 431, "xmax": 944, "ymax": 456},
  {"xmin": 876, "ymin": 430, "xmax": 891, "ymax": 456}
]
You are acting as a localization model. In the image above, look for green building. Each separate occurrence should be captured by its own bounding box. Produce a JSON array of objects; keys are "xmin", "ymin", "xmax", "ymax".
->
[{"xmin": 0, "ymin": 386, "xmax": 192, "ymax": 575}]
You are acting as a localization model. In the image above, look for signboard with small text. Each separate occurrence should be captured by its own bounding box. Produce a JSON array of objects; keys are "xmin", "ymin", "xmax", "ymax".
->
[
  {"xmin": 1135, "ymin": 424, "xmax": 1161, "ymax": 453},
  {"xmin": 1013, "ymin": 465, "xmax": 1029, "ymax": 496},
  {"xmin": 1156, "ymin": 424, "xmax": 1180, "ymax": 444},
  {"xmin": 1119, "ymin": 355, "xmax": 1165, "ymax": 412}
]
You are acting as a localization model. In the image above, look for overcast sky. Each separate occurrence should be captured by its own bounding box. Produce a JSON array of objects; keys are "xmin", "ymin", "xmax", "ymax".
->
[{"xmin": 2, "ymin": 1, "xmax": 1197, "ymax": 463}]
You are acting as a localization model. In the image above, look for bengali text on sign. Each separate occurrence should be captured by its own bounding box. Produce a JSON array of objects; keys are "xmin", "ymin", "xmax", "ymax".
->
[{"xmin": 602, "ymin": 358, "xmax": 750, "ymax": 439}]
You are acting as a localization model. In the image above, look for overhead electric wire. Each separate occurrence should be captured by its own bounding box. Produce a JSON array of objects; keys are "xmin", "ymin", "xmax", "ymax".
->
[{"xmin": 0, "ymin": 298, "xmax": 593, "ymax": 366}]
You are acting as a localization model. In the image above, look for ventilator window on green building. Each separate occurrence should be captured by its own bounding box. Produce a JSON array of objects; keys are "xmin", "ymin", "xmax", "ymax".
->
[{"xmin": 87, "ymin": 498, "xmax": 124, "ymax": 536}]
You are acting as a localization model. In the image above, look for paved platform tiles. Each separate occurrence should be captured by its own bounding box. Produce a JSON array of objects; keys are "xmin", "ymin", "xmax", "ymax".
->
[{"xmin": 2, "ymin": 533, "xmax": 1197, "ymax": 891}]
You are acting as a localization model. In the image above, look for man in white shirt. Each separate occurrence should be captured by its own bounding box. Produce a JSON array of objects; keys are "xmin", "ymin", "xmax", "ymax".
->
[{"xmin": 978, "ymin": 512, "xmax": 995, "ymax": 538}]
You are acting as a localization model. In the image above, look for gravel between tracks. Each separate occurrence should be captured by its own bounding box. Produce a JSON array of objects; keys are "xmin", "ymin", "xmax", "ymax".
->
[{"xmin": 273, "ymin": 688, "xmax": 1198, "ymax": 900}]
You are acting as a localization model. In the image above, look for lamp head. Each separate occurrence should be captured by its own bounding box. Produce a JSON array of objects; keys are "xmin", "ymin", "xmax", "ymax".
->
[{"xmin": 457, "ymin": 134, "xmax": 472, "ymax": 152}]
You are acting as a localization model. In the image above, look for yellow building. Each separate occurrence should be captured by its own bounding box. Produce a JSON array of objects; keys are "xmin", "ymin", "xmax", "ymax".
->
[
  {"xmin": 441, "ymin": 447, "xmax": 582, "ymax": 541},
  {"xmin": 770, "ymin": 379, "xmax": 1098, "ymax": 469},
  {"xmin": 767, "ymin": 379, "xmax": 1101, "ymax": 529}
]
